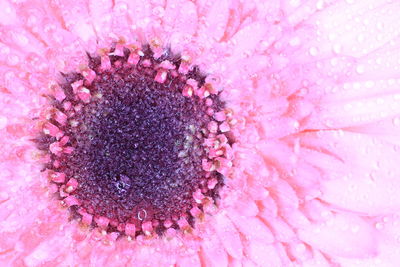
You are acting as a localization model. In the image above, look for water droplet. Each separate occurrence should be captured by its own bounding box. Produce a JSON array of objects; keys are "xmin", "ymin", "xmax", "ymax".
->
[
  {"xmin": 333, "ymin": 44, "xmax": 342, "ymax": 54},
  {"xmin": 152, "ymin": 6, "xmax": 165, "ymax": 17},
  {"xmin": 393, "ymin": 117, "xmax": 400, "ymax": 126},
  {"xmin": 356, "ymin": 65, "xmax": 365, "ymax": 74},
  {"xmin": 376, "ymin": 98, "xmax": 384, "ymax": 105},
  {"xmin": 7, "ymin": 54, "xmax": 19, "ymax": 66},
  {"xmin": 295, "ymin": 243, "xmax": 306, "ymax": 252},
  {"xmin": 365, "ymin": 81, "xmax": 375, "ymax": 88},
  {"xmin": 376, "ymin": 21, "xmax": 384, "ymax": 30},
  {"xmin": 324, "ymin": 119, "xmax": 334, "ymax": 127},
  {"xmin": 316, "ymin": 0, "xmax": 324, "ymax": 10},
  {"xmin": 115, "ymin": 2, "xmax": 128, "ymax": 14},
  {"xmin": 344, "ymin": 103, "xmax": 352, "ymax": 111},
  {"xmin": 298, "ymin": 87, "xmax": 308, "ymax": 96},
  {"xmin": 328, "ymin": 33, "xmax": 337, "ymax": 41},
  {"xmin": 0, "ymin": 116, "xmax": 7, "ymax": 129},
  {"xmin": 357, "ymin": 34, "xmax": 365, "ymax": 43},
  {"xmin": 13, "ymin": 33, "xmax": 29, "ymax": 47},
  {"xmin": 293, "ymin": 120, "xmax": 300, "ymax": 129},
  {"xmin": 388, "ymin": 80, "xmax": 397, "ymax": 87},
  {"xmin": 330, "ymin": 58, "xmax": 338, "ymax": 66},
  {"xmin": 0, "ymin": 45, "xmax": 10, "ymax": 55},
  {"xmin": 375, "ymin": 222, "xmax": 383, "ymax": 230},
  {"xmin": 137, "ymin": 209, "xmax": 147, "ymax": 221},
  {"xmin": 353, "ymin": 82, "xmax": 361, "ymax": 89},
  {"xmin": 351, "ymin": 225, "xmax": 360, "ymax": 233},
  {"xmin": 309, "ymin": 47, "xmax": 318, "ymax": 56},
  {"xmin": 290, "ymin": 0, "xmax": 301, "ymax": 7}
]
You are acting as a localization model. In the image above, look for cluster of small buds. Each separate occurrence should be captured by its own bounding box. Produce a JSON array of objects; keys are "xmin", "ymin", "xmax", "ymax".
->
[{"xmin": 37, "ymin": 42, "xmax": 234, "ymax": 240}]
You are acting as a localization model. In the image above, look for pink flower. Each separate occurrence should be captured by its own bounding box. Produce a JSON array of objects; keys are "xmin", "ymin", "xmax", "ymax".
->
[{"xmin": 1, "ymin": 0, "xmax": 400, "ymax": 266}]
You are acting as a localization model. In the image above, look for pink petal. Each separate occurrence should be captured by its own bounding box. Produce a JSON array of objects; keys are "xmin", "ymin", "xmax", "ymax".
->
[
  {"xmin": 298, "ymin": 3, "xmax": 400, "ymax": 130},
  {"xmin": 254, "ymin": 0, "xmax": 281, "ymax": 24},
  {"xmin": 164, "ymin": 0, "xmax": 198, "ymax": 37},
  {"xmin": 298, "ymin": 213, "xmax": 378, "ymax": 258},
  {"xmin": 0, "ymin": 1, "xmax": 17, "ymax": 25},
  {"xmin": 288, "ymin": 161, "xmax": 321, "ymax": 196},
  {"xmin": 118, "ymin": 0, "xmax": 151, "ymax": 36},
  {"xmin": 213, "ymin": 212, "xmax": 243, "ymax": 260},
  {"xmin": 267, "ymin": 219, "xmax": 296, "ymax": 243},
  {"xmin": 177, "ymin": 253, "xmax": 201, "ymax": 267},
  {"xmin": 226, "ymin": 21, "xmax": 269, "ymax": 63},
  {"xmin": 227, "ymin": 195, "xmax": 259, "ymax": 217},
  {"xmin": 309, "ymin": 1, "xmax": 400, "ymax": 58},
  {"xmin": 331, "ymin": 215, "xmax": 400, "ymax": 266},
  {"xmin": 257, "ymin": 141, "xmax": 297, "ymax": 172},
  {"xmin": 301, "ymin": 250, "xmax": 331, "ymax": 267},
  {"xmin": 54, "ymin": 1, "xmax": 96, "ymax": 43},
  {"xmin": 198, "ymin": 0, "xmax": 230, "ymax": 42},
  {"xmin": 259, "ymin": 196, "xmax": 278, "ymax": 219},
  {"xmin": 88, "ymin": 0, "xmax": 113, "ymax": 38},
  {"xmin": 260, "ymin": 116, "xmax": 300, "ymax": 139},
  {"xmin": 304, "ymin": 78, "xmax": 400, "ymax": 130},
  {"xmin": 24, "ymin": 234, "xmax": 72, "ymax": 266},
  {"xmin": 269, "ymin": 180, "xmax": 299, "ymax": 211},
  {"xmin": 245, "ymin": 240, "xmax": 282, "ymax": 267},
  {"xmin": 279, "ymin": 208, "xmax": 311, "ymax": 230},
  {"xmin": 302, "ymin": 131, "xmax": 400, "ymax": 215},
  {"xmin": 228, "ymin": 210, "xmax": 274, "ymax": 244},
  {"xmin": 130, "ymin": 245, "xmax": 176, "ymax": 266},
  {"xmin": 201, "ymin": 232, "xmax": 228, "ymax": 267}
]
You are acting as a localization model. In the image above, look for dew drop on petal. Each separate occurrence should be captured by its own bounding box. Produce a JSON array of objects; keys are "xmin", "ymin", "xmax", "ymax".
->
[
  {"xmin": 316, "ymin": 1, "xmax": 324, "ymax": 10},
  {"xmin": 392, "ymin": 117, "xmax": 400, "ymax": 126},
  {"xmin": 289, "ymin": 0, "xmax": 301, "ymax": 8},
  {"xmin": 7, "ymin": 54, "xmax": 19, "ymax": 66},
  {"xmin": 115, "ymin": 2, "xmax": 128, "ymax": 14},
  {"xmin": 357, "ymin": 34, "xmax": 365, "ymax": 43},
  {"xmin": 356, "ymin": 64, "xmax": 365, "ymax": 74},
  {"xmin": 309, "ymin": 47, "xmax": 318, "ymax": 57},
  {"xmin": 332, "ymin": 44, "xmax": 342, "ymax": 54},
  {"xmin": 0, "ymin": 116, "xmax": 7, "ymax": 129},
  {"xmin": 152, "ymin": 6, "xmax": 165, "ymax": 18},
  {"xmin": 365, "ymin": 80, "xmax": 375, "ymax": 88},
  {"xmin": 375, "ymin": 222, "xmax": 384, "ymax": 230}
]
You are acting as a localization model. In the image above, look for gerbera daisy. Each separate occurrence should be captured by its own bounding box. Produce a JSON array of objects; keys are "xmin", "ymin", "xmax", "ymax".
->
[{"xmin": 1, "ymin": 0, "xmax": 399, "ymax": 266}]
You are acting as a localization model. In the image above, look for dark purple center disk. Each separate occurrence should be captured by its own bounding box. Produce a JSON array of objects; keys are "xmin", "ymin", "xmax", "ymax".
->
[{"xmin": 37, "ymin": 45, "xmax": 228, "ymax": 236}]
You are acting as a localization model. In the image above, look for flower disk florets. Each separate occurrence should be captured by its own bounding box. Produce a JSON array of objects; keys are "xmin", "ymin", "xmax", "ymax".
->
[{"xmin": 36, "ymin": 43, "xmax": 234, "ymax": 238}]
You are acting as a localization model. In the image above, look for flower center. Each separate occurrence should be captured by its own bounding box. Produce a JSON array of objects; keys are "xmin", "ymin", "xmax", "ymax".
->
[{"xmin": 36, "ymin": 43, "xmax": 234, "ymax": 237}]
